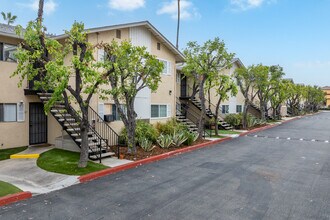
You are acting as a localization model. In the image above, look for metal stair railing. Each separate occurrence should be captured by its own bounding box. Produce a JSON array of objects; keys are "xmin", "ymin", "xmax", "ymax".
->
[
  {"xmin": 88, "ymin": 106, "xmax": 120, "ymax": 147},
  {"xmin": 176, "ymin": 98, "xmax": 212, "ymax": 137}
]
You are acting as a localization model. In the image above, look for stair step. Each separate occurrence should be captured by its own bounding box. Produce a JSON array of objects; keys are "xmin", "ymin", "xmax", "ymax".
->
[
  {"xmin": 67, "ymin": 128, "xmax": 80, "ymax": 132},
  {"xmin": 51, "ymin": 109, "xmax": 67, "ymax": 113},
  {"xmin": 58, "ymin": 118, "xmax": 75, "ymax": 122},
  {"xmin": 89, "ymin": 152, "xmax": 115, "ymax": 160},
  {"xmin": 70, "ymin": 132, "xmax": 94, "ymax": 137},
  {"xmin": 75, "ymin": 137, "xmax": 98, "ymax": 142},
  {"xmin": 37, "ymin": 92, "xmax": 53, "ymax": 96},
  {"xmin": 87, "ymin": 142, "xmax": 107, "ymax": 147},
  {"xmin": 53, "ymin": 105, "xmax": 66, "ymax": 108},
  {"xmin": 54, "ymin": 114, "xmax": 72, "ymax": 117},
  {"xmin": 64, "ymin": 122, "xmax": 79, "ymax": 127}
]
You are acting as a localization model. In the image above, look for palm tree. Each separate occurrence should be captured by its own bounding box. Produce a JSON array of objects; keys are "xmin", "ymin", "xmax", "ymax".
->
[
  {"xmin": 176, "ymin": 0, "xmax": 180, "ymax": 49},
  {"xmin": 1, "ymin": 12, "xmax": 17, "ymax": 25}
]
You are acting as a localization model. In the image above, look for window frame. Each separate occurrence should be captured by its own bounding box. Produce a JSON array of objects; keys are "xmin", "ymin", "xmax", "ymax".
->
[
  {"xmin": 158, "ymin": 58, "xmax": 171, "ymax": 76},
  {"xmin": 116, "ymin": 29, "xmax": 121, "ymax": 39},
  {"xmin": 236, "ymin": 105, "xmax": 242, "ymax": 113},
  {"xmin": 0, "ymin": 42, "xmax": 18, "ymax": 62},
  {"xmin": 0, "ymin": 103, "xmax": 17, "ymax": 122},
  {"xmin": 221, "ymin": 105, "xmax": 229, "ymax": 114},
  {"xmin": 151, "ymin": 104, "xmax": 170, "ymax": 119}
]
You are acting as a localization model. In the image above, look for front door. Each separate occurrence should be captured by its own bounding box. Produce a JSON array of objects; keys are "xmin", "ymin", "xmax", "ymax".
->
[
  {"xmin": 29, "ymin": 103, "xmax": 47, "ymax": 145},
  {"xmin": 180, "ymin": 74, "xmax": 187, "ymax": 97}
]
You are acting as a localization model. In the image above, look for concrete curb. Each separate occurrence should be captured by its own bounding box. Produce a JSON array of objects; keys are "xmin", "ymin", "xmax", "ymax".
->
[
  {"xmin": 0, "ymin": 191, "xmax": 32, "ymax": 207},
  {"xmin": 79, "ymin": 136, "xmax": 233, "ymax": 183}
]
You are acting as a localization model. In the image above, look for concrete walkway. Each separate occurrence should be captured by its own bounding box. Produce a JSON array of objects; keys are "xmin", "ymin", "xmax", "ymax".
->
[{"xmin": 0, "ymin": 146, "xmax": 78, "ymax": 195}]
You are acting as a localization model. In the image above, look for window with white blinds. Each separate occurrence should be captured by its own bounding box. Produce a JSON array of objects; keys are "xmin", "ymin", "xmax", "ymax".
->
[{"xmin": 0, "ymin": 103, "xmax": 17, "ymax": 122}]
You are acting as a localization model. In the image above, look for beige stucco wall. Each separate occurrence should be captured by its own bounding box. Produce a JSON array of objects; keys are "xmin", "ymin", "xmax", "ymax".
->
[{"xmin": 0, "ymin": 24, "xmax": 180, "ymax": 148}]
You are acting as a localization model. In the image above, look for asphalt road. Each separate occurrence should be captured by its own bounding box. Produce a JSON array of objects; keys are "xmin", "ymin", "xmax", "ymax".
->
[{"xmin": 1, "ymin": 112, "xmax": 330, "ymax": 220}]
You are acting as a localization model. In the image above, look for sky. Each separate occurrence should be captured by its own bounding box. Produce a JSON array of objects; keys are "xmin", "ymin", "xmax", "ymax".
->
[{"xmin": 1, "ymin": 0, "xmax": 330, "ymax": 86}]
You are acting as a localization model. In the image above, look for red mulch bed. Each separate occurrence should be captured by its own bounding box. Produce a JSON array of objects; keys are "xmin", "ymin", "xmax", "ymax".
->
[{"xmin": 119, "ymin": 139, "xmax": 210, "ymax": 161}]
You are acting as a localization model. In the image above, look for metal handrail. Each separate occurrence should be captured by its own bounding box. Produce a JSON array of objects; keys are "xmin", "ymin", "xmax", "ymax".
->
[
  {"xmin": 176, "ymin": 98, "xmax": 212, "ymax": 137},
  {"xmin": 88, "ymin": 106, "xmax": 119, "ymax": 148}
]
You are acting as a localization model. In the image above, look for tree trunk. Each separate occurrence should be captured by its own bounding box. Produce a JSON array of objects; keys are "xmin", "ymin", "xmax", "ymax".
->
[
  {"xmin": 214, "ymin": 98, "xmax": 222, "ymax": 136},
  {"xmin": 260, "ymin": 101, "xmax": 266, "ymax": 121},
  {"xmin": 197, "ymin": 79, "xmax": 206, "ymax": 139},
  {"xmin": 78, "ymin": 119, "xmax": 89, "ymax": 168},
  {"xmin": 242, "ymin": 99, "xmax": 248, "ymax": 129},
  {"xmin": 126, "ymin": 119, "xmax": 136, "ymax": 155}
]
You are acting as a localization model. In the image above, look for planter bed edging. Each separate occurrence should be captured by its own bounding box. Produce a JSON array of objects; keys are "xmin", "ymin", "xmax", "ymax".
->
[
  {"xmin": 79, "ymin": 136, "xmax": 233, "ymax": 183},
  {"xmin": 0, "ymin": 191, "xmax": 32, "ymax": 207}
]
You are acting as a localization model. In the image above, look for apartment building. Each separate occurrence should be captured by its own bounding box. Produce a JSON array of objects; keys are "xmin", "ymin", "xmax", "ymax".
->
[{"xmin": 0, "ymin": 21, "xmax": 184, "ymax": 150}]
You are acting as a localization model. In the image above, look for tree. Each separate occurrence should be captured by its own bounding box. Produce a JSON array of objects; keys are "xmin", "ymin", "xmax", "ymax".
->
[
  {"xmin": 286, "ymin": 83, "xmax": 305, "ymax": 116},
  {"xmin": 99, "ymin": 40, "xmax": 163, "ymax": 154},
  {"xmin": 182, "ymin": 38, "xmax": 234, "ymax": 138},
  {"xmin": 235, "ymin": 65, "xmax": 259, "ymax": 128},
  {"xmin": 1, "ymin": 12, "xmax": 17, "ymax": 25},
  {"xmin": 212, "ymin": 74, "xmax": 237, "ymax": 136},
  {"xmin": 304, "ymin": 86, "xmax": 325, "ymax": 112},
  {"xmin": 13, "ymin": 0, "xmax": 109, "ymax": 168},
  {"xmin": 255, "ymin": 65, "xmax": 285, "ymax": 120},
  {"xmin": 176, "ymin": 0, "xmax": 180, "ymax": 49},
  {"xmin": 269, "ymin": 79, "xmax": 289, "ymax": 119}
]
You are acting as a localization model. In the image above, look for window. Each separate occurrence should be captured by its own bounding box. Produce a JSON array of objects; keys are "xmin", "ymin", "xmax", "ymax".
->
[
  {"xmin": 158, "ymin": 59, "xmax": 171, "ymax": 75},
  {"xmin": 151, "ymin": 104, "xmax": 170, "ymax": 118},
  {"xmin": 112, "ymin": 104, "xmax": 127, "ymax": 121},
  {"xmin": 157, "ymin": 42, "xmax": 161, "ymax": 50},
  {"xmin": 176, "ymin": 72, "xmax": 181, "ymax": 83},
  {"xmin": 236, "ymin": 105, "xmax": 242, "ymax": 113},
  {"xmin": 0, "ymin": 104, "xmax": 17, "ymax": 122},
  {"xmin": 116, "ymin": 29, "xmax": 121, "ymax": 39},
  {"xmin": 0, "ymin": 43, "xmax": 17, "ymax": 62},
  {"xmin": 222, "ymin": 105, "xmax": 229, "ymax": 114}
]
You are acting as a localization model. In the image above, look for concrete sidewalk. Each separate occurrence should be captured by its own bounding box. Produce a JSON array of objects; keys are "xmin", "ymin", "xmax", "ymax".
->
[{"xmin": 0, "ymin": 146, "xmax": 79, "ymax": 195}]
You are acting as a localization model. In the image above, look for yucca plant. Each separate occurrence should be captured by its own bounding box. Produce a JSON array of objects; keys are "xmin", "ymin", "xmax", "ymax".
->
[
  {"xmin": 157, "ymin": 134, "xmax": 173, "ymax": 149},
  {"xmin": 172, "ymin": 131, "xmax": 188, "ymax": 147},
  {"xmin": 139, "ymin": 137, "xmax": 155, "ymax": 152}
]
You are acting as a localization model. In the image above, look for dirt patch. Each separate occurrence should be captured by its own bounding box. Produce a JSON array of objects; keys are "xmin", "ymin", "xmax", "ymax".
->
[
  {"xmin": 247, "ymin": 124, "xmax": 269, "ymax": 130},
  {"xmin": 118, "ymin": 139, "xmax": 210, "ymax": 161},
  {"xmin": 255, "ymin": 169, "xmax": 280, "ymax": 182}
]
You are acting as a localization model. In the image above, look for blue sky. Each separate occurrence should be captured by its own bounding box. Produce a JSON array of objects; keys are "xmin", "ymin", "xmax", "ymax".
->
[{"xmin": 1, "ymin": 0, "xmax": 330, "ymax": 86}]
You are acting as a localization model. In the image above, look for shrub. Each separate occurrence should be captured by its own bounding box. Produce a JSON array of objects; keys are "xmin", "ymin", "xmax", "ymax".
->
[
  {"xmin": 157, "ymin": 134, "xmax": 173, "ymax": 149},
  {"xmin": 155, "ymin": 118, "xmax": 188, "ymax": 135},
  {"xmin": 139, "ymin": 137, "xmax": 156, "ymax": 152},
  {"xmin": 172, "ymin": 131, "xmax": 188, "ymax": 147},
  {"xmin": 184, "ymin": 131, "xmax": 199, "ymax": 146},
  {"xmin": 120, "ymin": 120, "xmax": 158, "ymax": 145},
  {"xmin": 224, "ymin": 113, "xmax": 242, "ymax": 128},
  {"xmin": 247, "ymin": 114, "xmax": 266, "ymax": 127}
]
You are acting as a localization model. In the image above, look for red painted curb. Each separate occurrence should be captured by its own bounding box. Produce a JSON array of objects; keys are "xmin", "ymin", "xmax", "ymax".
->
[
  {"xmin": 0, "ymin": 191, "xmax": 32, "ymax": 207},
  {"xmin": 79, "ymin": 136, "xmax": 233, "ymax": 183}
]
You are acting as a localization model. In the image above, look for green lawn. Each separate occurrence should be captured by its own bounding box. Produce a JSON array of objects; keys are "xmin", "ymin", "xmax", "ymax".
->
[
  {"xmin": 210, "ymin": 135, "xmax": 227, "ymax": 138},
  {"xmin": 37, "ymin": 148, "xmax": 109, "ymax": 176},
  {"xmin": 206, "ymin": 129, "xmax": 241, "ymax": 135},
  {"xmin": 0, "ymin": 146, "xmax": 28, "ymax": 161},
  {"xmin": 0, "ymin": 181, "xmax": 22, "ymax": 197}
]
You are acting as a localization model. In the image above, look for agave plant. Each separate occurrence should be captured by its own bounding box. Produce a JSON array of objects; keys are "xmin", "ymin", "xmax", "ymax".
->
[
  {"xmin": 157, "ymin": 134, "xmax": 173, "ymax": 149},
  {"xmin": 139, "ymin": 137, "xmax": 155, "ymax": 152},
  {"xmin": 172, "ymin": 131, "xmax": 188, "ymax": 147}
]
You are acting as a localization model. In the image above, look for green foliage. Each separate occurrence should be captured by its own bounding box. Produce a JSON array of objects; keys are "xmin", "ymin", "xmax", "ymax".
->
[
  {"xmin": 120, "ymin": 120, "xmax": 158, "ymax": 144},
  {"xmin": 184, "ymin": 131, "xmax": 199, "ymax": 146},
  {"xmin": 0, "ymin": 181, "xmax": 22, "ymax": 197},
  {"xmin": 139, "ymin": 137, "xmax": 156, "ymax": 152},
  {"xmin": 37, "ymin": 149, "xmax": 108, "ymax": 175},
  {"xmin": 247, "ymin": 114, "xmax": 266, "ymax": 127},
  {"xmin": 1, "ymin": 12, "xmax": 17, "ymax": 25},
  {"xmin": 172, "ymin": 131, "xmax": 188, "ymax": 147},
  {"xmin": 0, "ymin": 146, "xmax": 28, "ymax": 161},
  {"xmin": 154, "ymin": 118, "xmax": 188, "ymax": 135},
  {"xmin": 224, "ymin": 114, "xmax": 242, "ymax": 128},
  {"xmin": 157, "ymin": 134, "xmax": 173, "ymax": 149}
]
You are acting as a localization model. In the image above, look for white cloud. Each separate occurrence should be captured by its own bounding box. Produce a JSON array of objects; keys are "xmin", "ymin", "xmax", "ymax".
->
[
  {"xmin": 293, "ymin": 60, "xmax": 330, "ymax": 69},
  {"xmin": 18, "ymin": 0, "xmax": 57, "ymax": 15},
  {"xmin": 157, "ymin": 0, "xmax": 201, "ymax": 20},
  {"xmin": 230, "ymin": 0, "xmax": 276, "ymax": 11},
  {"xmin": 108, "ymin": 0, "xmax": 145, "ymax": 11}
]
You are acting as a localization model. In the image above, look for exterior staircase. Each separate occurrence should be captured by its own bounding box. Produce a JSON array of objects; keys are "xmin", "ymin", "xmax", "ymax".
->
[
  {"xmin": 37, "ymin": 92, "xmax": 117, "ymax": 162},
  {"xmin": 190, "ymin": 97, "xmax": 233, "ymax": 130}
]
